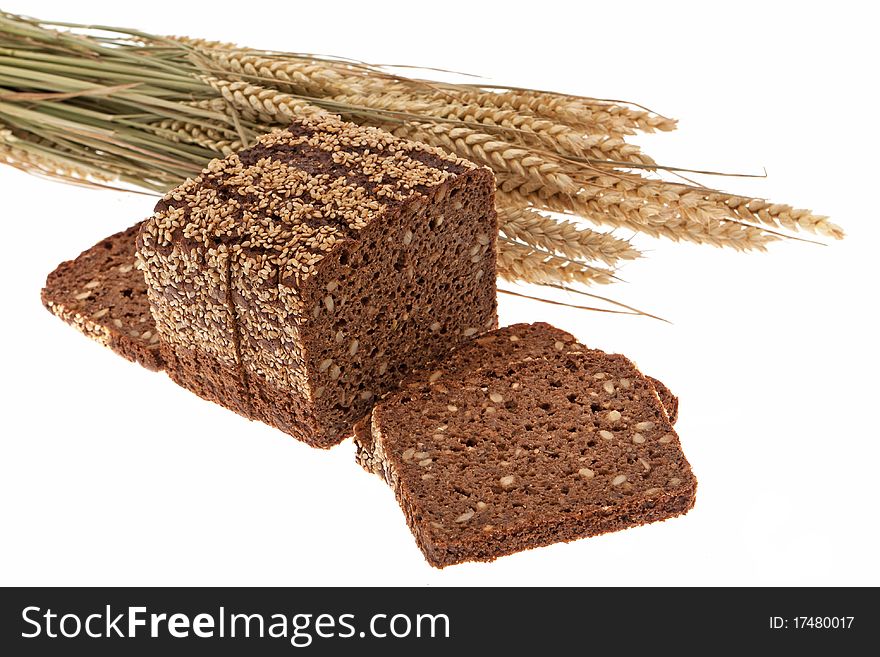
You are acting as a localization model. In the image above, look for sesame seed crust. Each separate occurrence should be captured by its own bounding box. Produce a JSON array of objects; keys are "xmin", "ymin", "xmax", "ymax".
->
[{"xmin": 141, "ymin": 116, "xmax": 473, "ymax": 284}]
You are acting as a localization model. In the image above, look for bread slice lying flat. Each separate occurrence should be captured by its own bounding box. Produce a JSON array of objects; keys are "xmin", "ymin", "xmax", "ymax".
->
[{"xmin": 364, "ymin": 341, "xmax": 696, "ymax": 567}]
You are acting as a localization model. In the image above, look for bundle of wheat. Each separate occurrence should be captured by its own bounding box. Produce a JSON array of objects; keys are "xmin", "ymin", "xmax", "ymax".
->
[{"xmin": 0, "ymin": 11, "xmax": 842, "ymax": 315}]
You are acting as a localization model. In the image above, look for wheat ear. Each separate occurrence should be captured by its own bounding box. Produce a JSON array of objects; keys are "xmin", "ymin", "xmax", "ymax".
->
[
  {"xmin": 146, "ymin": 119, "xmax": 246, "ymax": 156},
  {"xmin": 391, "ymin": 121, "xmax": 579, "ymax": 197},
  {"xmin": 709, "ymin": 193, "xmax": 844, "ymax": 239},
  {"xmin": 441, "ymin": 89, "xmax": 677, "ymax": 135},
  {"xmin": 198, "ymin": 50, "xmax": 352, "ymax": 98},
  {"xmin": 496, "ymin": 239, "xmax": 617, "ymax": 286},
  {"xmin": 202, "ymin": 76, "xmax": 333, "ymax": 124},
  {"xmin": 496, "ymin": 179, "xmax": 780, "ymax": 251},
  {"xmin": 497, "ymin": 205, "xmax": 639, "ymax": 265}
]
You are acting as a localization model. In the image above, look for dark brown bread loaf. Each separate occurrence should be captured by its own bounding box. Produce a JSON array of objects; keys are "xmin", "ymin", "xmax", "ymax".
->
[
  {"xmin": 138, "ymin": 117, "xmax": 498, "ymax": 447},
  {"xmin": 354, "ymin": 322, "xmax": 679, "ymax": 473},
  {"xmin": 42, "ymin": 223, "xmax": 163, "ymax": 371},
  {"xmin": 647, "ymin": 375, "xmax": 679, "ymax": 424},
  {"xmin": 368, "ymin": 349, "xmax": 696, "ymax": 567}
]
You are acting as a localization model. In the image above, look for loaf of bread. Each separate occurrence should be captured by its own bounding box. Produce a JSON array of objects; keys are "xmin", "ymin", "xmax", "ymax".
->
[
  {"xmin": 355, "ymin": 322, "xmax": 679, "ymax": 475},
  {"xmin": 366, "ymin": 345, "xmax": 696, "ymax": 567},
  {"xmin": 137, "ymin": 117, "xmax": 498, "ymax": 446},
  {"xmin": 42, "ymin": 223, "xmax": 163, "ymax": 371},
  {"xmin": 44, "ymin": 224, "xmax": 695, "ymax": 568}
]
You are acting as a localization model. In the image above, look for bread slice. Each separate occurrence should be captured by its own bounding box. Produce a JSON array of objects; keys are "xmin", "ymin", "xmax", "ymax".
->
[
  {"xmin": 354, "ymin": 322, "xmax": 679, "ymax": 474},
  {"xmin": 647, "ymin": 375, "xmax": 679, "ymax": 424},
  {"xmin": 369, "ymin": 348, "xmax": 697, "ymax": 567},
  {"xmin": 138, "ymin": 116, "xmax": 498, "ymax": 447},
  {"xmin": 42, "ymin": 223, "xmax": 163, "ymax": 371}
]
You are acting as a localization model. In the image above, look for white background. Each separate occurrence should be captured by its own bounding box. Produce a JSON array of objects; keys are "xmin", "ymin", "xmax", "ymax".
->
[{"xmin": 1, "ymin": 1, "xmax": 877, "ymax": 586}]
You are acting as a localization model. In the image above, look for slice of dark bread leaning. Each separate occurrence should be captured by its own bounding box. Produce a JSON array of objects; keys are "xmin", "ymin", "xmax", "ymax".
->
[
  {"xmin": 42, "ymin": 222, "xmax": 163, "ymax": 371},
  {"xmin": 354, "ymin": 322, "xmax": 679, "ymax": 474},
  {"xmin": 369, "ymin": 348, "xmax": 697, "ymax": 567}
]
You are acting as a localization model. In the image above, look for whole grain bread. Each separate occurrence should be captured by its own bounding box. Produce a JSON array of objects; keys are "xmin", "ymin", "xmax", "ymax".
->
[
  {"xmin": 138, "ymin": 117, "xmax": 498, "ymax": 447},
  {"xmin": 368, "ymin": 348, "xmax": 696, "ymax": 567},
  {"xmin": 42, "ymin": 223, "xmax": 163, "ymax": 371},
  {"xmin": 354, "ymin": 322, "xmax": 679, "ymax": 474}
]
